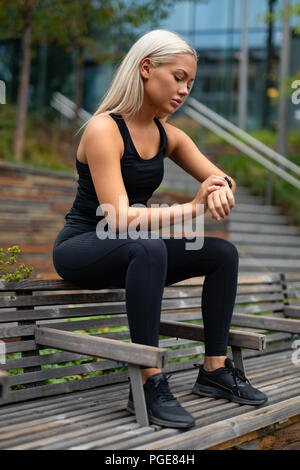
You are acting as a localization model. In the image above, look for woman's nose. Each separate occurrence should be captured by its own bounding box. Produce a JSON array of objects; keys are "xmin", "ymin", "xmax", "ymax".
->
[{"xmin": 179, "ymin": 84, "xmax": 189, "ymax": 96}]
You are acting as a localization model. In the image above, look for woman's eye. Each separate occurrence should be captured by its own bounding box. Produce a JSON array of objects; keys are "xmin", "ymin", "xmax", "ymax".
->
[{"xmin": 175, "ymin": 76, "xmax": 191, "ymax": 91}]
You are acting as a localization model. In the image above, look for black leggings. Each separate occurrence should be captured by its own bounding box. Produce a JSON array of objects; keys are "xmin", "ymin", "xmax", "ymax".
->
[{"xmin": 52, "ymin": 225, "xmax": 239, "ymax": 356}]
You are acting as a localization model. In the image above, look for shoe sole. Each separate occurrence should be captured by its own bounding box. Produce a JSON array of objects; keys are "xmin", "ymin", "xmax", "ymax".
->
[
  {"xmin": 126, "ymin": 403, "xmax": 195, "ymax": 429},
  {"xmin": 192, "ymin": 382, "xmax": 268, "ymax": 406}
]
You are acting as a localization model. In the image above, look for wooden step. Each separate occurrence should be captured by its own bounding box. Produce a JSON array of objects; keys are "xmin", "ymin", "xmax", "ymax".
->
[
  {"xmin": 235, "ymin": 244, "xmax": 300, "ymax": 258},
  {"xmin": 233, "ymin": 203, "xmax": 282, "ymax": 215},
  {"xmin": 229, "ymin": 212, "xmax": 289, "ymax": 225},
  {"xmin": 230, "ymin": 233, "xmax": 300, "ymax": 246},
  {"xmin": 238, "ymin": 257, "xmax": 300, "ymax": 270},
  {"xmin": 229, "ymin": 222, "xmax": 300, "ymax": 236}
]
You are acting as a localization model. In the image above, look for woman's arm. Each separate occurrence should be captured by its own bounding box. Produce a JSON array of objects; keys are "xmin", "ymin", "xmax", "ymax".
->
[
  {"xmin": 162, "ymin": 123, "xmax": 236, "ymax": 220},
  {"xmin": 163, "ymin": 123, "xmax": 236, "ymax": 194},
  {"xmin": 83, "ymin": 117, "xmax": 222, "ymax": 233}
]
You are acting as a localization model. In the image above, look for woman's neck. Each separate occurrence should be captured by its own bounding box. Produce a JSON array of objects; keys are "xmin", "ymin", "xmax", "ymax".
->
[{"xmin": 126, "ymin": 103, "xmax": 157, "ymax": 128}]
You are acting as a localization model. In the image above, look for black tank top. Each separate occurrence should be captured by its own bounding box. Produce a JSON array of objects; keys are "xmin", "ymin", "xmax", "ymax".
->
[{"xmin": 64, "ymin": 113, "xmax": 168, "ymax": 230}]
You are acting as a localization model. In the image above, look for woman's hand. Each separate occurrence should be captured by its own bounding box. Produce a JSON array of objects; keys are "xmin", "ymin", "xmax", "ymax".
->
[
  {"xmin": 192, "ymin": 174, "xmax": 228, "ymax": 207},
  {"xmin": 192, "ymin": 175, "xmax": 235, "ymax": 221},
  {"xmin": 207, "ymin": 185, "xmax": 235, "ymax": 221}
]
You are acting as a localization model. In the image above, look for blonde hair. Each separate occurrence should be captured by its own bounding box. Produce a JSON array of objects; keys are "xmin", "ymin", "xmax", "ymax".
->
[{"xmin": 75, "ymin": 29, "xmax": 198, "ymax": 134}]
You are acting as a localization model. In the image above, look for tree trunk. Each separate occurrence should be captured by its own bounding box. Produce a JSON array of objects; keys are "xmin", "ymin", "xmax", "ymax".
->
[{"xmin": 13, "ymin": 7, "xmax": 33, "ymax": 161}]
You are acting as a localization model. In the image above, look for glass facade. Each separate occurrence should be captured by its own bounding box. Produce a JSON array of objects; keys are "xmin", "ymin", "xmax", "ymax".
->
[{"xmin": 154, "ymin": 0, "xmax": 300, "ymax": 130}]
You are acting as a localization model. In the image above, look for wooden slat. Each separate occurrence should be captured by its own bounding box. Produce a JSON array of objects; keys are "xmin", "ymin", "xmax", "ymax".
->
[
  {"xmin": 0, "ymin": 274, "xmax": 282, "ymax": 292},
  {"xmin": 159, "ymin": 320, "xmax": 266, "ymax": 350},
  {"xmin": 0, "ymin": 292, "xmax": 127, "ymax": 309},
  {"xmin": 236, "ymin": 284, "xmax": 282, "ymax": 294},
  {"xmin": 0, "ymin": 305, "xmax": 127, "ymax": 323},
  {"xmin": 234, "ymin": 292, "xmax": 283, "ymax": 304},
  {"xmin": 284, "ymin": 306, "xmax": 300, "ymax": 319},
  {"xmin": 283, "ymin": 273, "xmax": 300, "ymax": 281},
  {"xmin": 35, "ymin": 327, "xmax": 168, "ymax": 369},
  {"xmin": 0, "ymin": 297, "xmax": 286, "ymax": 324},
  {"xmin": 0, "ymin": 351, "xmax": 98, "ymax": 370},
  {"xmin": 133, "ymin": 396, "xmax": 300, "ymax": 450},
  {"xmin": 0, "ymin": 286, "xmax": 284, "ymax": 311},
  {"xmin": 0, "ymin": 279, "xmax": 116, "ymax": 292},
  {"xmin": 174, "ymin": 273, "xmax": 281, "ymax": 286},
  {"xmin": 7, "ymin": 360, "xmax": 109, "ymax": 386},
  {"xmin": 1, "ymin": 370, "xmax": 129, "ymax": 404},
  {"xmin": 234, "ymin": 302, "xmax": 285, "ymax": 315},
  {"xmin": 230, "ymin": 313, "xmax": 300, "ymax": 333}
]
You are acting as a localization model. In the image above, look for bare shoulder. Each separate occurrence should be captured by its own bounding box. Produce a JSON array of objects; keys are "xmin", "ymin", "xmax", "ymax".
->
[
  {"xmin": 157, "ymin": 119, "xmax": 186, "ymax": 158},
  {"xmin": 82, "ymin": 114, "xmax": 124, "ymax": 159}
]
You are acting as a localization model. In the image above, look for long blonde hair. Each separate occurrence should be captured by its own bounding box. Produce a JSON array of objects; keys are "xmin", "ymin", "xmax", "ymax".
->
[{"xmin": 76, "ymin": 29, "xmax": 197, "ymax": 134}]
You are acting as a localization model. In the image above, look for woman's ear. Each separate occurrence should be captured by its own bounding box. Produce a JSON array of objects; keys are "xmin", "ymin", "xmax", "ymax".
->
[{"xmin": 140, "ymin": 57, "xmax": 153, "ymax": 80}]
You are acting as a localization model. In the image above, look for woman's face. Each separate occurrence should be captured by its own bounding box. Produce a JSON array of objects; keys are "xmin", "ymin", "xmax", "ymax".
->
[{"xmin": 140, "ymin": 53, "xmax": 197, "ymax": 115}]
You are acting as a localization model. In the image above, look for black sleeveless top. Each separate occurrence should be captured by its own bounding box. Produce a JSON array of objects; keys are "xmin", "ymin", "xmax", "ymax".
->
[{"xmin": 64, "ymin": 113, "xmax": 168, "ymax": 230}]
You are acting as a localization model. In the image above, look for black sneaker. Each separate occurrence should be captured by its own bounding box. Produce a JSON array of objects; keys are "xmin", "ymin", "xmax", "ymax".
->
[
  {"xmin": 127, "ymin": 372, "xmax": 195, "ymax": 428},
  {"xmin": 192, "ymin": 358, "xmax": 268, "ymax": 406}
]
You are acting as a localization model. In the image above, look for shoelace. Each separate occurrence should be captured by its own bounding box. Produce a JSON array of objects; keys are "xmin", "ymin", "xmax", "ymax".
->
[
  {"xmin": 152, "ymin": 374, "xmax": 176, "ymax": 402},
  {"xmin": 229, "ymin": 366, "xmax": 250, "ymax": 397}
]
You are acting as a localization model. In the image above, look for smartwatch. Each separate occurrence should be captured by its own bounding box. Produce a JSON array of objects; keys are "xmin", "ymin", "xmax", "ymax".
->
[{"xmin": 224, "ymin": 176, "xmax": 232, "ymax": 190}]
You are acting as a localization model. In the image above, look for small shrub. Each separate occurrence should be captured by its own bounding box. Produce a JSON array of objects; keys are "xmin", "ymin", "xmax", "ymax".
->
[{"xmin": 0, "ymin": 245, "xmax": 34, "ymax": 282}]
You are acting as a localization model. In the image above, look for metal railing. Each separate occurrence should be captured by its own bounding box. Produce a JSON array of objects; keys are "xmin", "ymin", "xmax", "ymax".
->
[
  {"xmin": 51, "ymin": 92, "xmax": 92, "ymax": 123},
  {"xmin": 51, "ymin": 91, "xmax": 300, "ymax": 201},
  {"xmin": 184, "ymin": 97, "xmax": 300, "ymax": 203}
]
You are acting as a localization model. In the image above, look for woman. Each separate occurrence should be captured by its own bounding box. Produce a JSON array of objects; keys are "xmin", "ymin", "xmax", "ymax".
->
[{"xmin": 53, "ymin": 29, "xmax": 267, "ymax": 429}]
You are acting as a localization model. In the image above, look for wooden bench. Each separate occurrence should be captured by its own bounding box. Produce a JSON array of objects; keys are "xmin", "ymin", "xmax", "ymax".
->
[{"xmin": 0, "ymin": 272, "xmax": 299, "ymax": 450}]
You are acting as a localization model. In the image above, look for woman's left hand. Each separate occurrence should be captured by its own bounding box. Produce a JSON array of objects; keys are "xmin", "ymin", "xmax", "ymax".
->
[{"xmin": 206, "ymin": 186, "xmax": 235, "ymax": 221}]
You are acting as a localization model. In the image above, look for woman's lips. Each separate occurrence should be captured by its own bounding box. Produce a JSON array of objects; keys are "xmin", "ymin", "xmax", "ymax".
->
[{"xmin": 171, "ymin": 99, "xmax": 181, "ymax": 107}]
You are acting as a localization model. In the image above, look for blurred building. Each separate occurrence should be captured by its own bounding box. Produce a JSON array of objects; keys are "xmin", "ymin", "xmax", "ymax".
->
[
  {"xmin": 0, "ymin": 0, "xmax": 299, "ymax": 130},
  {"xmin": 156, "ymin": 0, "xmax": 300, "ymax": 130}
]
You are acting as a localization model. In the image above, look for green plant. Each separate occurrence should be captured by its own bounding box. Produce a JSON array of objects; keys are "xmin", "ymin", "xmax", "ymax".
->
[{"xmin": 0, "ymin": 245, "xmax": 34, "ymax": 282}]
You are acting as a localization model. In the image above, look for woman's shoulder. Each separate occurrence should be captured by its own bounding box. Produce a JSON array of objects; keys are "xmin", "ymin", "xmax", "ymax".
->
[
  {"xmin": 83, "ymin": 113, "xmax": 121, "ymax": 137},
  {"xmin": 82, "ymin": 114, "xmax": 122, "ymax": 143},
  {"xmin": 81, "ymin": 114, "xmax": 124, "ymax": 159}
]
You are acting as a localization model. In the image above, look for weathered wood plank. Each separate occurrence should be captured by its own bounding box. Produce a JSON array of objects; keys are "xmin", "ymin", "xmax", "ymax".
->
[
  {"xmin": 0, "ymin": 370, "xmax": 129, "ymax": 404},
  {"xmin": 132, "ymin": 396, "xmax": 300, "ymax": 450},
  {"xmin": 231, "ymin": 313, "xmax": 300, "ymax": 333},
  {"xmin": 35, "ymin": 327, "xmax": 168, "ymax": 369},
  {"xmin": 0, "ymin": 299, "xmax": 286, "ymax": 324},
  {"xmin": 160, "ymin": 320, "xmax": 266, "ymax": 350},
  {"xmin": 284, "ymin": 306, "xmax": 300, "ymax": 319},
  {"xmin": 0, "ymin": 273, "xmax": 282, "ymax": 292}
]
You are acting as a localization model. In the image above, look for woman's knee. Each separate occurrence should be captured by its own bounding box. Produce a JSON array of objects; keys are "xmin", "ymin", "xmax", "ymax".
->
[
  {"xmin": 128, "ymin": 237, "xmax": 168, "ymax": 266},
  {"xmin": 216, "ymin": 238, "xmax": 239, "ymax": 265}
]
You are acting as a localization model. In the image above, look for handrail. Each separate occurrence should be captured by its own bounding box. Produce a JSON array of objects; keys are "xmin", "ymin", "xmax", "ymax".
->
[
  {"xmin": 51, "ymin": 92, "xmax": 92, "ymax": 122},
  {"xmin": 187, "ymin": 97, "xmax": 300, "ymax": 176},
  {"xmin": 184, "ymin": 98, "xmax": 300, "ymax": 191}
]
